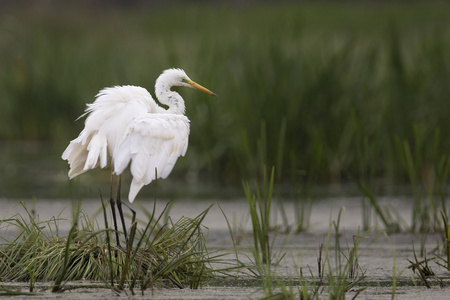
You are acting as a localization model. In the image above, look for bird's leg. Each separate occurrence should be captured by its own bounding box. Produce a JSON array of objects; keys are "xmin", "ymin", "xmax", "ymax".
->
[
  {"xmin": 116, "ymin": 175, "xmax": 129, "ymax": 244},
  {"xmin": 109, "ymin": 173, "xmax": 121, "ymax": 247}
]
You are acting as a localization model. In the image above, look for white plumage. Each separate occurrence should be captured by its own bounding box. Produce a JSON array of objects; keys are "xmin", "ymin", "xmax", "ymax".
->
[
  {"xmin": 113, "ymin": 113, "xmax": 189, "ymax": 201},
  {"xmin": 62, "ymin": 68, "xmax": 215, "ymax": 203}
]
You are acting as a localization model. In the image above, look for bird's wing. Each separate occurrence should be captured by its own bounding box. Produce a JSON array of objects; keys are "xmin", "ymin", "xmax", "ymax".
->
[
  {"xmin": 113, "ymin": 114, "xmax": 190, "ymax": 202},
  {"xmin": 62, "ymin": 86, "xmax": 155, "ymax": 178},
  {"xmin": 61, "ymin": 129, "xmax": 108, "ymax": 179}
]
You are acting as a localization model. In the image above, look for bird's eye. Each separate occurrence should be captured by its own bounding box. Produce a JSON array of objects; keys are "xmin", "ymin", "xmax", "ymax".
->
[{"xmin": 181, "ymin": 78, "xmax": 189, "ymax": 83}]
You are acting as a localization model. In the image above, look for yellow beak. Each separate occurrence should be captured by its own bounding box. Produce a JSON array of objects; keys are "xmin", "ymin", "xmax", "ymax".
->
[{"xmin": 187, "ymin": 80, "xmax": 217, "ymax": 97}]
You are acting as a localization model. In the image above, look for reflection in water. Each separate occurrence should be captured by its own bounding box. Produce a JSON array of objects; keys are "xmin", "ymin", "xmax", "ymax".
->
[
  {"xmin": 0, "ymin": 141, "xmax": 78, "ymax": 199},
  {"xmin": 0, "ymin": 141, "xmax": 238, "ymax": 200}
]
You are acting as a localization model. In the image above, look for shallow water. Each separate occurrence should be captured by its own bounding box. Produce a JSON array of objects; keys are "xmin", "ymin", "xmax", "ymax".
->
[
  {"xmin": 0, "ymin": 141, "xmax": 242, "ymax": 201},
  {"xmin": 1, "ymin": 197, "xmax": 449, "ymax": 299}
]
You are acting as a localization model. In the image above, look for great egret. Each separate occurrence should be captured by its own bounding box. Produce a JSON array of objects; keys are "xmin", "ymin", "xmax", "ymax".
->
[{"xmin": 62, "ymin": 68, "xmax": 216, "ymax": 246}]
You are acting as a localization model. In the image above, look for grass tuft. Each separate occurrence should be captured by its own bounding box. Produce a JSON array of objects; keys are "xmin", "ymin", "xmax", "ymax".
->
[
  {"xmin": 243, "ymin": 166, "xmax": 276, "ymax": 265},
  {"xmin": 0, "ymin": 201, "xmax": 217, "ymax": 293}
]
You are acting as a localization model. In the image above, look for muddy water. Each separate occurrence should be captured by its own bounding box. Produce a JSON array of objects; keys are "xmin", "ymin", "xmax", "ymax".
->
[{"xmin": 1, "ymin": 197, "xmax": 449, "ymax": 299}]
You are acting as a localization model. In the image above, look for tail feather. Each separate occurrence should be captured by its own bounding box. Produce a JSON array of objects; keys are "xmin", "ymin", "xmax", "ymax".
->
[
  {"xmin": 84, "ymin": 134, "xmax": 108, "ymax": 170},
  {"xmin": 62, "ymin": 132, "xmax": 108, "ymax": 178},
  {"xmin": 62, "ymin": 137, "xmax": 91, "ymax": 179},
  {"xmin": 128, "ymin": 178, "xmax": 145, "ymax": 203}
]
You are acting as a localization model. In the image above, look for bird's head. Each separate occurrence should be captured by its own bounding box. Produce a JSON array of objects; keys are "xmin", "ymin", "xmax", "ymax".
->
[{"xmin": 160, "ymin": 68, "xmax": 217, "ymax": 96}]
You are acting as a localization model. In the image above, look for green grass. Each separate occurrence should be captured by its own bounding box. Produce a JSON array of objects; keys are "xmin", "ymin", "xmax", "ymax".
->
[
  {"xmin": 0, "ymin": 201, "xmax": 221, "ymax": 294},
  {"xmin": 239, "ymin": 169, "xmax": 373, "ymax": 299},
  {"xmin": 1, "ymin": 2, "xmax": 450, "ymax": 190},
  {"xmin": 243, "ymin": 166, "xmax": 275, "ymax": 265}
]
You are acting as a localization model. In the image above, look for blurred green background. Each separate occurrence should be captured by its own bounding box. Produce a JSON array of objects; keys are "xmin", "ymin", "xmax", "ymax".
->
[{"xmin": 0, "ymin": 1, "xmax": 449, "ymax": 199}]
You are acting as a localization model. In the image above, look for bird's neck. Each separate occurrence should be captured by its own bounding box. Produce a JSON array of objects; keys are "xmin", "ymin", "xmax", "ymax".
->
[{"xmin": 155, "ymin": 81, "xmax": 186, "ymax": 115}]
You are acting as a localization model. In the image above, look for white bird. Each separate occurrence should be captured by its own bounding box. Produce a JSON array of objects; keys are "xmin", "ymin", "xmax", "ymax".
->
[{"xmin": 62, "ymin": 68, "xmax": 216, "ymax": 245}]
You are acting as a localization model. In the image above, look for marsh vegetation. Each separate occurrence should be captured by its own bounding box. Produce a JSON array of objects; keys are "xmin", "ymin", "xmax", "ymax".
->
[
  {"xmin": 1, "ymin": 2, "xmax": 450, "ymax": 187},
  {"xmin": 1, "ymin": 1, "xmax": 450, "ymax": 299}
]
